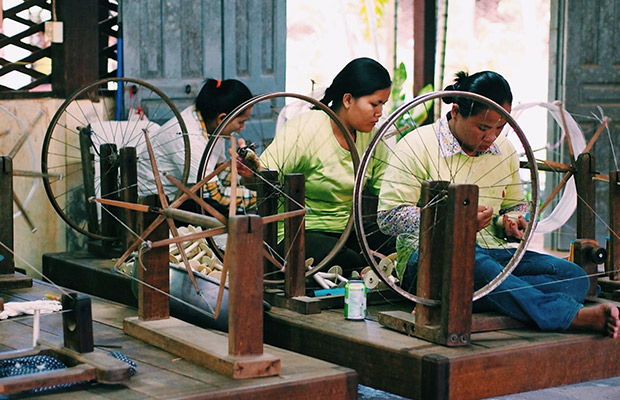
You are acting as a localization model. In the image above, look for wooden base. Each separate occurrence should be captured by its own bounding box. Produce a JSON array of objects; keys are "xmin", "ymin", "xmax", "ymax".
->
[
  {"xmin": 264, "ymin": 289, "xmax": 323, "ymax": 314},
  {"xmin": 42, "ymin": 252, "xmax": 136, "ymax": 307},
  {"xmin": 0, "ymin": 272, "xmax": 32, "ymax": 290},
  {"xmin": 264, "ymin": 287, "xmax": 402, "ymax": 315},
  {"xmin": 378, "ymin": 310, "xmax": 527, "ymax": 336},
  {"xmin": 124, "ymin": 316, "xmax": 280, "ymax": 379},
  {"xmin": 598, "ymin": 277, "xmax": 620, "ymax": 301},
  {"xmin": 265, "ymin": 301, "xmax": 620, "ymax": 400}
]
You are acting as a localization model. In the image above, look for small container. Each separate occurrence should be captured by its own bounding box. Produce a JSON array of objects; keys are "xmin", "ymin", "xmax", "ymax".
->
[{"xmin": 344, "ymin": 280, "xmax": 367, "ymax": 320}]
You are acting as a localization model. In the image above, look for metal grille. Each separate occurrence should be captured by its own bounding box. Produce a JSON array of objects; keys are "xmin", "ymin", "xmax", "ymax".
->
[
  {"xmin": 0, "ymin": 0, "xmax": 52, "ymax": 93},
  {"xmin": 98, "ymin": 0, "xmax": 119, "ymax": 79},
  {"xmin": 0, "ymin": 0, "xmax": 119, "ymax": 96}
]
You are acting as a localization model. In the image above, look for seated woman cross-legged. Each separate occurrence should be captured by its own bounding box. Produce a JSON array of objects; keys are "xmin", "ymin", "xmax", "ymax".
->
[{"xmin": 377, "ymin": 70, "xmax": 620, "ymax": 337}]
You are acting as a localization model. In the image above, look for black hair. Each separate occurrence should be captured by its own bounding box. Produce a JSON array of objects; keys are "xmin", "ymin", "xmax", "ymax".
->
[
  {"xmin": 195, "ymin": 78, "xmax": 253, "ymax": 122},
  {"xmin": 442, "ymin": 71, "xmax": 512, "ymax": 117},
  {"xmin": 316, "ymin": 57, "xmax": 391, "ymax": 111}
]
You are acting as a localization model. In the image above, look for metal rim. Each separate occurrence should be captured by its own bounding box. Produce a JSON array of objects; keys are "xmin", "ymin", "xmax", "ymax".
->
[
  {"xmin": 353, "ymin": 90, "xmax": 539, "ymax": 305},
  {"xmin": 196, "ymin": 92, "xmax": 359, "ymax": 285},
  {"xmin": 41, "ymin": 77, "xmax": 190, "ymax": 241}
]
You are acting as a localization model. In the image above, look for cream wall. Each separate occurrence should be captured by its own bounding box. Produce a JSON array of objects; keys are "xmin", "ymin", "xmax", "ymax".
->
[{"xmin": 1, "ymin": 98, "xmax": 68, "ymax": 276}]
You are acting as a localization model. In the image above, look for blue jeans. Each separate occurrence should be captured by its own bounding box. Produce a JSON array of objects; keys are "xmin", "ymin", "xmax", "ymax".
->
[{"xmin": 404, "ymin": 244, "xmax": 589, "ymax": 331}]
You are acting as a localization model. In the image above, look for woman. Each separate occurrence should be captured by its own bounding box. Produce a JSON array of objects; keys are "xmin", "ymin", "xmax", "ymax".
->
[
  {"xmin": 377, "ymin": 70, "xmax": 619, "ymax": 337},
  {"xmin": 140, "ymin": 78, "xmax": 254, "ymax": 213},
  {"xmin": 259, "ymin": 57, "xmax": 393, "ymax": 274}
]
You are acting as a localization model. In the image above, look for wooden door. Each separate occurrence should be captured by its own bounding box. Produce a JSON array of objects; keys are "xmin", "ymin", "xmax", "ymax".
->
[
  {"xmin": 121, "ymin": 0, "xmax": 286, "ymax": 114},
  {"xmin": 549, "ymin": 0, "xmax": 620, "ymax": 249}
]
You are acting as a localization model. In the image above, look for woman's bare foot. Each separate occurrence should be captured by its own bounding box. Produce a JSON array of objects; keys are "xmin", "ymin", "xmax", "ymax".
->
[{"xmin": 569, "ymin": 303, "xmax": 620, "ymax": 338}]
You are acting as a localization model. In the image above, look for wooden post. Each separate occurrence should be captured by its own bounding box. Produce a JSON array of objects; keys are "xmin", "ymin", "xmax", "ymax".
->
[
  {"xmin": 0, "ymin": 156, "xmax": 14, "ymax": 273},
  {"xmin": 138, "ymin": 195, "xmax": 169, "ymax": 321},
  {"xmin": 413, "ymin": 0, "xmax": 436, "ymax": 95},
  {"xmin": 120, "ymin": 147, "xmax": 138, "ymax": 250},
  {"xmin": 226, "ymin": 215, "xmax": 264, "ymax": 356},
  {"xmin": 575, "ymin": 153, "xmax": 596, "ymax": 240},
  {"xmin": 62, "ymin": 293, "xmax": 94, "ymax": 353},
  {"xmin": 79, "ymin": 127, "xmax": 98, "ymax": 238},
  {"xmin": 258, "ymin": 170, "xmax": 279, "ymax": 274},
  {"xmin": 100, "ymin": 143, "xmax": 120, "ymax": 241},
  {"xmin": 0, "ymin": 156, "xmax": 32, "ymax": 289},
  {"xmin": 284, "ymin": 173, "xmax": 305, "ymax": 298},
  {"xmin": 124, "ymin": 212, "xmax": 280, "ymax": 379},
  {"xmin": 414, "ymin": 181, "xmax": 478, "ymax": 346},
  {"xmin": 608, "ymin": 171, "xmax": 620, "ymax": 280},
  {"xmin": 573, "ymin": 239, "xmax": 606, "ymax": 299},
  {"xmin": 52, "ymin": 0, "xmax": 99, "ymax": 97}
]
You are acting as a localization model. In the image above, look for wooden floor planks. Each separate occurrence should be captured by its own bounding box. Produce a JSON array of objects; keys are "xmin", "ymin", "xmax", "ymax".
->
[{"xmin": 0, "ymin": 281, "xmax": 358, "ymax": 399}]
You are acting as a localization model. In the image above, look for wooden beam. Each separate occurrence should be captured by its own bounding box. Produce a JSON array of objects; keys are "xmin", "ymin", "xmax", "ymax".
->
[
  {"xmin": 413, "ymin": 0, "xmax": 436, "ymax": 96},
  {"xmin": 575, "ymin": 153, "xmax": 596, "ymax": 240},
  {"xmin": 607, "ymin": 171, "xmax": 620, "ymax": 280},
  {"xmin": 414, "ymin": 181, "xmax": 478, "ymax": 346},
  {"xmin": 0, "ymin": 156, "xmax": 14, "ymax": 273},
  {"xmin": 137, "ymin": 195, "xmax": 169, "ymax": 321},
  {"xmin": 284, "ymin": 173, "xmax": 306, "ymax": 298},
  {"xmin": 52, "ymin": 0, "xmax": 99, "ymax": 97},
  {"xmin": 226, "ymin": 215, "xmax": 266, "ymax": 357}
]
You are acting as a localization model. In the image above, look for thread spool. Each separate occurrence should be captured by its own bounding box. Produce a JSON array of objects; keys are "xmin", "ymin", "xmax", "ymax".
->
[
  {"xmin": 363, "ymin": 270, "xmax": 380, "ymax": 289},
  {"xmin": 377, "ymin": 257, "xmax": 394, "ymax": 276},
  {"xmin": 313, "ymin": 273, "xmax": 331, "ymax": 289}
]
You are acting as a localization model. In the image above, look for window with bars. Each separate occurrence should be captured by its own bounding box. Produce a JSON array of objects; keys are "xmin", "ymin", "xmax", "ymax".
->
[{"xmin": 0, "ymin": 0, "xmax": 118, "ymax": 97}]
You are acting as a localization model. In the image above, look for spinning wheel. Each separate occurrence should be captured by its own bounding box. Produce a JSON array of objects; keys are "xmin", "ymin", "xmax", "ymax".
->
[
  {"xmin": 353, "ymin": 91, "xmax": 539, "ymax": 305},
  {"xmin": 196, "ymin": 92, "xmax": 360, "ymax": 285},
  {"xmin": 41, "ymin": 77, "xmax": 190, "ymax": 242}
]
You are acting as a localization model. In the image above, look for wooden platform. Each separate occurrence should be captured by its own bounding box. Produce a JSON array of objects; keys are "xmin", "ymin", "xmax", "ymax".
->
[
  {"xmin": 42, "ymin": 252, "xmax": 137, "ymax": 307},
  {"xmin": 264, "ymin": 302, "xmax": 620, "ymax": 400},
  {"xmin": 0, "ymin": 281, "xmax": 358, "ymax": 399}
]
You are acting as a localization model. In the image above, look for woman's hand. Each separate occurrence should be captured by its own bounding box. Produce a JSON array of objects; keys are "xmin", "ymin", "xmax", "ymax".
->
[
  {"xmin": 236, "ymin": 156, "xmax": 254, "ymax": 178},
  {"xmin": 477, "ymin": 205, "xmax": 493, "ymax": 231}
]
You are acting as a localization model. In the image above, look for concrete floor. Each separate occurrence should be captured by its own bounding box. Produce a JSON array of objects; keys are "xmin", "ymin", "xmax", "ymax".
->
[{"xmin": 358, "ymin": 374, "xmax": 620, "ymax": 399}]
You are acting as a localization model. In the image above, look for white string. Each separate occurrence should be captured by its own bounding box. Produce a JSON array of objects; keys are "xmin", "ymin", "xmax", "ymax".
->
[
  {"xmin": 99, "ymin": 203, "xmax": 145, "ymax": 243},
  {"xmin": 487, "ymin": 266, "xmax": 620, "ymax": 297}
]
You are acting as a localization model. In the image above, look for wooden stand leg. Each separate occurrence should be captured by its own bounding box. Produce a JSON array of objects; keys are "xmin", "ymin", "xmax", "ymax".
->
[
  {"xmin": 120, "ymin": 147, "xmax": 138, "ymax": 251},
  {"xmin": 575, "ymin": 153, "xmax": 596, "ymax": 240},
  {"xmin": 573, "ymin": 239, "xmax": 606, "ymax": 299},
  {"xmin": 284, "ymin": 173, "xmax": 305, "ymax": 298},
  {"xmin": 227, "ymin": 215, "xmax": 265, "ymax": 356},
  {"xmin": 607, "ymin": 171, "xmax": 620, "ymax": 280},
  {"xmin": 124, "ymin": 214, "xmax": 280, "ymax": 379},
  {"xmin": 138, "ymin": 195, "xmax": 169, "ymax": 321},
  {"xmin": 79, "ymin": 127, "xmax": 99, "ymax": 237},
  {"xmin": 263, "ymin": 173, "xmax": 322, "ymax": 314},
  {"xmin": 100, "ymin": 143, "xmax": 119, "ymax": 244},
  {"xmin": 414, "ymin": 181, "xmax": 478, "ymax": 346},
  {"xmin": 0, "ymin": 156, "xmax": 15, "ymax": 272},
  {"xmin": 62, "ymin": 293, "xmax": 94, "ymax": 353},
  {"xmin": 0, "ymin": 156, "xmax": 31, "ymax": 289},
  {"xmin": 258, "ymin": 170, "xmax": 279, "ymax": 274}
]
